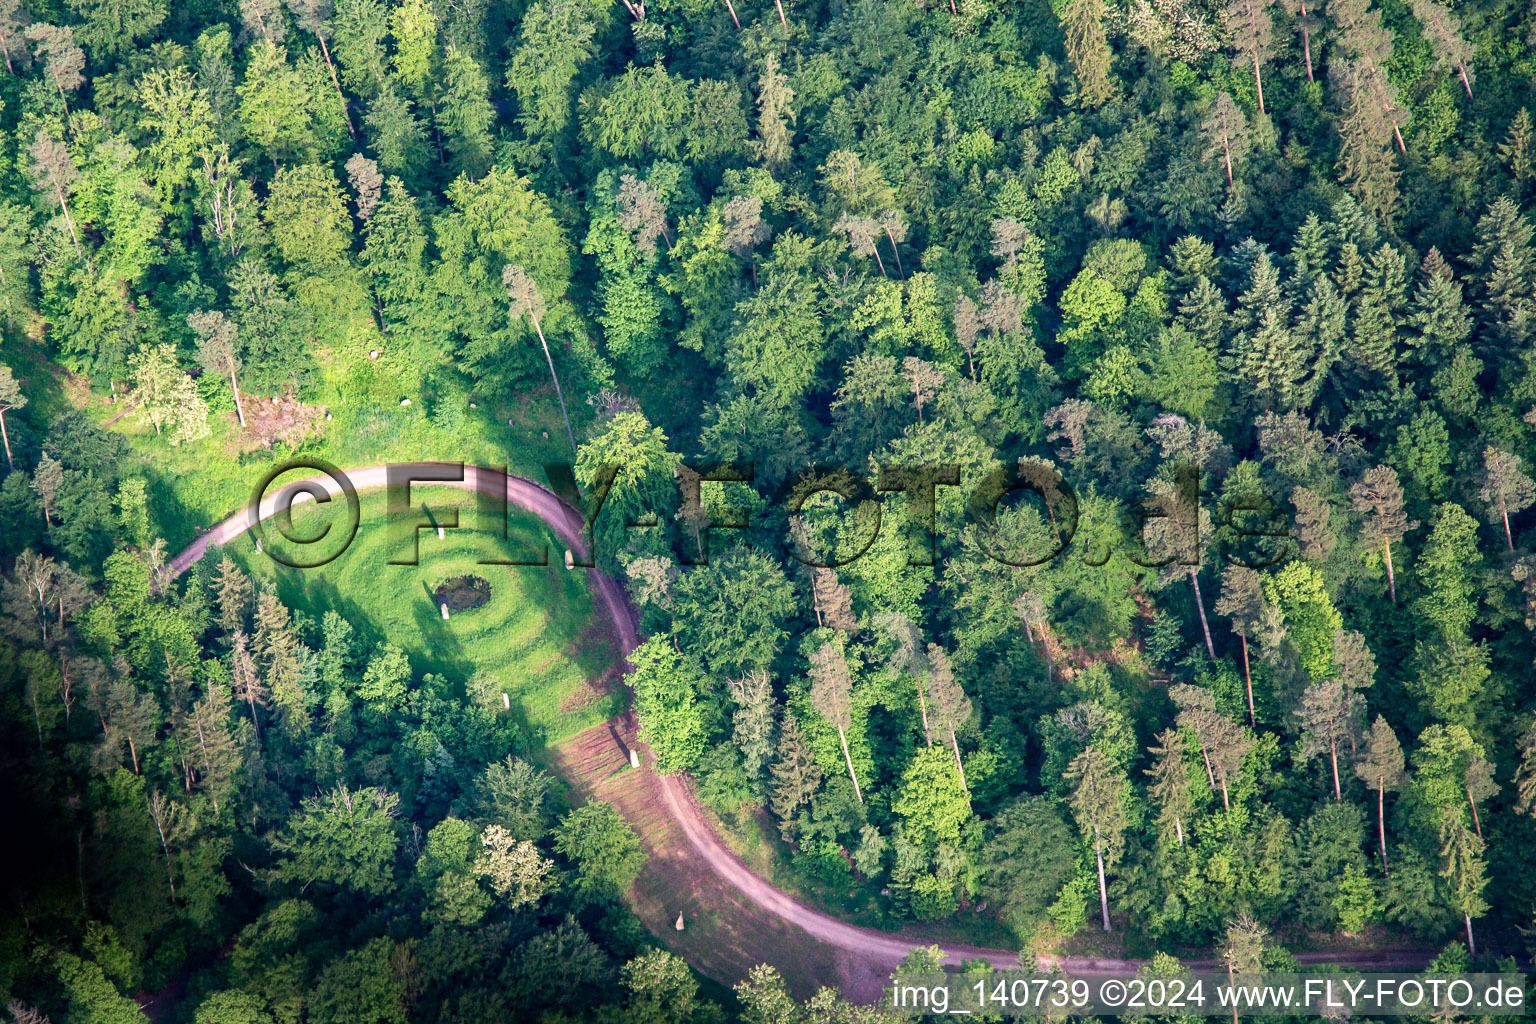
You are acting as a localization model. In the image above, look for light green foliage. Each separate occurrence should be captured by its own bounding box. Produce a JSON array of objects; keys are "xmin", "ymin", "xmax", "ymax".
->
[
  {"xmin": 433, "ymin": 167, "xmax": 572, "ymax": 380},
  {"xmin": 625, "ymin": 635, "xmax": 707, "ymax": 774},
  {"xmin": 553, "ymin": 800, "xmax": 645, "ymax": 899},
  {"xmin": 581, "ymin": 63, "xmax": 691, "ymax": 161},
  {"xmin": 358, "ymin": 642, "xmax": 411, "ymax": 712},
  {"xmin": 893, "ymin": 746, "xmax": 971, "ymax": 849},
  {"xmin": 237, "ymin": 41, "xmax": 347, "ymax": 164},
  {"xmin": 309, "ymin": 938, "xmax": 408, "ymax": 1024},
  {"xmin": 1413, "ymin": 503, "xmax": 1483, "ymax": 639},
  {"xmin": 506, "ymin": 0, "xmax": 599, "ymax": 145},
  {"xmin": 271, "ymin": 786, "xmax": 400, "ymax": 895},
  {"xmin": 264, "ymin": 163, "xmax": 354, "ymax": 269},
  {"xmin": 415, "ymin": 816, "xmax": 493, "ymax": 925},
  {"xmin": 1263, "ymin": 561, "xmax": 1342, "ymax": 679}
]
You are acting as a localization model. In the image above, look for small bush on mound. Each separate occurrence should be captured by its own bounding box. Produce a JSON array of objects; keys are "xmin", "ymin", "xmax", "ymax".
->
[{"xmin": 435, "ymin": 574, "xmax": 491, "ymax": 611}]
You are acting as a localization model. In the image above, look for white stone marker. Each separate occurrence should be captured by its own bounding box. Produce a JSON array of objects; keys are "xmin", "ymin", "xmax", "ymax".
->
[{"xmin": 440, "ymin": 601, "xmax": 450, "ymax": 620}]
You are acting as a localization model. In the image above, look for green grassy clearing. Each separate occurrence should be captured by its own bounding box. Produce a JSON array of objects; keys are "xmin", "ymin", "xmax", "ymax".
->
[
  {"xmin": 78, "ymin": 336, "xmax": 584, "ymax": 552},
  {"xmin": 222, "ymin": 484, "xmax": 625, "ymax": 746}
]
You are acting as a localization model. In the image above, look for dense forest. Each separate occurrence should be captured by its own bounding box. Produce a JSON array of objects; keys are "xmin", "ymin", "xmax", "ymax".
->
[{"xmin": 1, "ymin": 0, "xmax": 1536, "ymax": 1020}]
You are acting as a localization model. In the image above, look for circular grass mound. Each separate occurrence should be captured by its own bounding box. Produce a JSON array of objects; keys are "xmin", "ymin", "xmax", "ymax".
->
[
  {"xmin": 435, "ymin": 574, "xmax": 491, "ymax": 611},
  {"xmin": 226, "ymin": 484, "xmax": 624, "ymax": 745}
]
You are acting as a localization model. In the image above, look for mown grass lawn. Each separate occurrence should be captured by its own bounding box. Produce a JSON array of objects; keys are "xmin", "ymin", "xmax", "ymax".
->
[{"xmin": 221, "ymin": 484, "xmax": 625, "ymax": 747}]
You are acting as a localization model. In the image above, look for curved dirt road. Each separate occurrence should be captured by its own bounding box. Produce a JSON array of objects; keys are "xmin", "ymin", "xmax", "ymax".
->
[{"xmin": 170, "ymin": 463, "xmax": 1431, "ymax": 1001}]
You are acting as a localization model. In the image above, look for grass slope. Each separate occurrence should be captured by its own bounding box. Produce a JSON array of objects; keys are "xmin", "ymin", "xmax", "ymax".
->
[{"xmin": 223, "ymin": 483, "xmax": 624, "ymax": 746}]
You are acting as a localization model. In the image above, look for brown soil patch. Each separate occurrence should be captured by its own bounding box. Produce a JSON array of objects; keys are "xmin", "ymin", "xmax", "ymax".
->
[
  {"xmin": 546, "ymin": 717, "xmax": 846, "ymax": 998},
  {"xmin": 228, "ymin": 393, "xmax": 326, "ymax": 454},
  {"xmin": 433, "ymin": 574, "xmax": 490, "ymax": 611}
]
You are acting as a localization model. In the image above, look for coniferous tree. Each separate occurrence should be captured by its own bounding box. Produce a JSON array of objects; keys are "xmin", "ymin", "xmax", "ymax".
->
[
  {"xmin": 1333, "ymin": 60, "xmax": 1402, "ymax": 223},
  {"xmin": 1202, "ymin": 93, "xmax": 1250, "ymax": 186},
  {"xmin": 254, "ymin": 590, "xmax": 308, "ymax": 734},
  {"xmin": 768, "ymin": 713, "xmax": 822, "ymax": 827},
  {"xmin": 1066, "ymin": 743, "xmax": 1129, "ymax": 931},
  {"xmin": 1355, "ymin": 715, "xmax": 1405, "ymax": 875},
  {"xmin": 229, "ymin": 629, "xmax": 265, "ymax": 739},
  {"xmin": 1225, "ymin": 0, "xmax": 1274, "ymax": 112},
  {"xmin": 729, "ymin": 671, "xmax": 777, "ymax": 781},
  {"xmin": 189, "ymin": 311, "xmax": 246, "ymax": 428},
  {"xmin": 1290, "ymin": 0, "xmax": 1321, "ymax": 80},
  {"xmin": 1145, "ymin": 728, "xmax": 1195, "ymax": 845},
  {"xmin": 809, "ymin": 639, "xmax": 863, "ymax": 804},
  {"xmin": 1499, "ymin": 109, "xmax": 1535, "ymax": 190},
  {"xmin": 1329, "ymin": 0, "xmax": 1407, "ymax": 152},
  {"xmin": 1216, "ymin": 565, "xmax": 1264, "ymax": 724},
  {"xmin": 1405, "ymin": 0, "xmax": 1473, "ymax": 97},
  {"xmin": 1349, "ymin": 466, "xmax": 1413, "ymax": 603},
  {"xmin": 0, "ymin": 364, "xmax": 24, "ymax": 472},
  {"xmin": 876, "ymin": 612, "xmax": 932, "ymax": 744},
  {"xmin": 1406, "ymin": 248, "xmax": 1473, "ymax": 367},
  {"xmin": 504, "ymin": 264, "xmax": 576, "ymax": 453},
  {"xmin": 752, "ymin": 55, "xmax": 794, "ymax": 171},
  {"xmin": 26, "ymin": 131, "xmax": 82, "ymax": 259},
  {"xmin": 24, "ymin": 24, "xmax": 84, "ymax": 109},
  {"xmin": 1513, "ymin": 722, "xmax": 1536, "ymax": 817},
  {"xmin": 0, "ymin": 0, "xmax": 26, "ymax": 74},
  {"xmin": 283, "ymin": 0, "xmax": 356, "ymax": 136},
  {"xmin": 1469, "ymin": 196, "xmax": 1534, "ymax": 357},
  {"xmin": 925, "ymin": 645, "xmax": 972, "ymax": 795},
  {"xmin": 1061, "ymin": 0, "xmax": 1115, "ymax": 107},
  {"xmin": 1296, "ymin": 679, "xmax": 1360, "ymax": 799},
  {"xmin": 1475, "ymin": 446, "xmax": 1535, "ymax": 551},
  {"xmin": 436, "ymin": 45, "xmax": 496, "ymax": 179}
]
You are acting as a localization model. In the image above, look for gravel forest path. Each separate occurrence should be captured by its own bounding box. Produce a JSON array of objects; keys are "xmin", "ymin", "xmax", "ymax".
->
[{"xmin": 170, "ymin": 463, "xmax": 1432, "ymax": 1003}]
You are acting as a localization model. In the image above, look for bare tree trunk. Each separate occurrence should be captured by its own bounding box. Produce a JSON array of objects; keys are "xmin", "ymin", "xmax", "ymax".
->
[
  {"xmin": 1093, "ymin": 832, "xmax": 1111, "ymax": 931},
  {"xmin": 1329, "ymin": 734, "xmax": 1341, "ymax": 800},
  {"xmin": 1464, "ymin": 913, "xmax": 1476, "ymax": 957},
  {"xmin": 0, "ymin": 409, "xmax": 12, "ymax": 470},
  {"xmin": 774, "ymin": 0, "xmax": 787, "ymax": 25},
  {"xmin": 0, "ymin": 32, "xmax": 13, "ymax": 74},
  {"xmin": 528, "ymin": 307, "xmax": 578, "ymax": 454},
  {"xmin": 837, "ymin": 725, "xmax": 863, "ymax": 803},
  {"xmin": 1240, "ymin": 631, "xmax": 1255, "ymax": 726},
  {"xmin": 1299, "ymin": 1, "xmax": 1314, "ymax": 81},
  {"xmin": 1191, "ymin": 570, "xmax": 1216, "ymax": 659},
  {"xmin": 882, "ymin": 226, "xmax": 906, "ymax": 278},
  {"xmin": 1503, "ymin": 510, "xmax": 1514, "ymax": 552},
  {"xmin": 1377, "ymin": 779, "xmax": 1389, "ymax": 876},
  {"xmin": 1457, "ymin": 63, "xmax": 1472, "ymax": 98},
  {"xmin": 53, "ymin": 184, "xmax": 83, "ymax": 260},
  {"xmin": 723, "ymin": 0, "xmax": 741, "ymax": 28},
  {"xmin": 230, "ymin": 369, "xmax": 246, "ymax": 428},
  {"xmin": 1219, "ymin": 774, "xmax": 1230, "ymax": 812},
  {"xmin": 1174, "ymin": 815, "xmax": 1184, "ymax": 846},
  {"xmin": 871, "ymin": 246, "xmax": 887, "ymax": 278},
  {"xmin": 150, "ymin": 802, "xmax": 176, "ymax": 899},
  {"xmin": 1383, "ymin": 539, "xmax": 1397, "ymax": 603},
  {"xmin": 916, "ymin": 677, "xmax": 931, "ymax": 745},
  {"xmin": 1222, "ymin": 130, "xmax": 1234, "ymax": 185},
  {"xmin": 1200, "ymin": 744, "xmax": 1215, "ymax": 788},
  {"xmin": 313, "ymin": 33, "xmax": 356, "ymax": 138},
  {"xmin": 949, "ymin": 725, "xmax": 968, "ymax": 793},
  {"xmin": 1467, "ymin": 790, "xmax": 1482, "ymax": 838},
  {"xmin": 128, "ymin": 735, "xmax": 140, "ymax": 774},
  {"xmin": 1252, "ymin": 51, "xmax": 1266, "ymax": 113}
]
